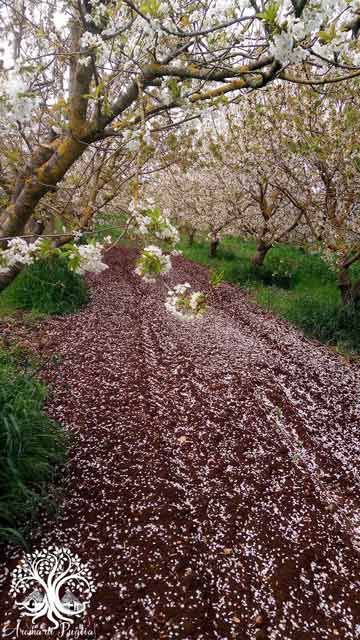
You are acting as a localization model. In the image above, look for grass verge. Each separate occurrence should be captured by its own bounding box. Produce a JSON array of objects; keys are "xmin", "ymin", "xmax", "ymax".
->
[
  {"xmin": 0, "ymin": 255, "xmax": 88, "ymax": 317},
  {"xmin": 0, "ymin": 344, "xmax": 67, "ymax": 546}
]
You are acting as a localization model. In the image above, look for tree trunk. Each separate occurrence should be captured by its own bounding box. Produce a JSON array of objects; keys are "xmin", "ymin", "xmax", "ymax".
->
[
  {"xmin": 251, "ymin": 242, "xmax": 270, "ymax": 267},
  {"xmin": 0, "ymin": 137, "xmax": 87, "ymax": 291},
  {"xmin": 209, "ymin": 238, "xmax": 219, "ymax": 258},
  {"xmin": 26, "ymin": 219, "xmax": 45, "ymax": 236},
  {"xmin": 0, "ymin": 265, "xmax": 22, "ymax": 292},
  {"xmin": 337, "ymin": 267, "xmax": 360, "ymax": 305},
  {"xmin": 353, "ymin": 278, "xmax": 360, "ymax": 304},
  {"xmin": 1, "ymin": 138, "xmax": 84, "ymax": 240},
  {"xmin": 338, "ymin": 268, "xmax": 352, "ymax": 305},
  {"xmin": 188, "ymin": 229, "xmax": 195, "ymax": 246}
]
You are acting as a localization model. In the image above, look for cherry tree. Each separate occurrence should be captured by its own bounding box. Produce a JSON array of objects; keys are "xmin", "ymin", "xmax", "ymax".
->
[
  {"xmin": 216, "ymin": 100, "xmax": 306, "ymax": 266},
  {"xmin": 157, "ymin": 104, "xmax": 304, "ymax": 265},
  {"xmin": 25, "ymin": 124, "xmax": 179, "ymax": 238},
  {"xmin": 260, "ymin": 82, "xmax": 360, "ymax": 304},
  {"xmin": 154, "ymin": 160, "xmax": 249, "ymax": 257}
]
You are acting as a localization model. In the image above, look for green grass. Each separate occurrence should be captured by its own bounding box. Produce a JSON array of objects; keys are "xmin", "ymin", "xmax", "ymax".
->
[
  {"xmin": 0, "ymin": 255, "xmax": 88, "ymax": 317},
  {"xmin": 180, "ymin": 236, "xmax": 360, "ymax": 355},
  {"xmin": 0, "ymin": 345, "xmax": 67, "ymax": 546}
]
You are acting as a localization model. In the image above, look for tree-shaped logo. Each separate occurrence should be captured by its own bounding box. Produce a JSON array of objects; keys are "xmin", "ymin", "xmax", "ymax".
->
[{"xmin": 10, "ymin": 546, "xmax": 96, "ymax": 629}]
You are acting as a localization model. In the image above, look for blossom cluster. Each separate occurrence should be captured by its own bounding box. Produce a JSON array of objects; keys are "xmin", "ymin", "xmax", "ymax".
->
[
  {"xmin": 78, "ymin": 0, "xmax": 132, "ymax": 67},
  {"xmin": 0, "ymin": 237, "xmax": 42, "ymax": 274},
  {"xmin": 66, "ymin": 242, "xmax": 109, "ymax": 276},
  {"xmin": 0, "ymin": 236, "xmax": 108, "ymax": 277},
  {"xmin": 165, "ymin": 283, "xmax": 207, "ymax": 320},
  {"xmin": 131, "ymin": 205, "xmax": 180, "ymax": 247},
  {"xmin": 270, "ymin": 0, "xmax": 360, "ymax": 66},
  {"xmin": 84, "ymin": 0, "xmax": 109, "ymax": 28},
  {"xmin": 134, "ymin": 245, "xmax": 171, "ymax": 283},
  {"xmin": 130, "ymin": 204, "xmax": 207, "ymax": 320},
  {"xmin": 0, "ymin": 70, "xmax": 38, "ymax": 126},
  {"xmin": 80, "ymin": 32, "xmax": 104, "ymax": 50}
]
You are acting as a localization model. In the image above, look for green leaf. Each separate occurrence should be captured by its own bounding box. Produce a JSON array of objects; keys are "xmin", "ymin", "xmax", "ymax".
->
[{"xmin": 256, "ymin": 2, "xmax": 279, "ymax": 25}]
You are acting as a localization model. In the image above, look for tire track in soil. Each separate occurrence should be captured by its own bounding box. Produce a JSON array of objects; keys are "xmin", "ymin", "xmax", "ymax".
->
[{"xmin": 0, "ymin": 247, "xmax": 360, "ymax": 640}]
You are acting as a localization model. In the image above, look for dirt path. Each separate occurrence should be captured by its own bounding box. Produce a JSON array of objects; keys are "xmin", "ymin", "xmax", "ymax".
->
[{"xmin": 1, "ymin": 247, "xmax": 360, "ymax": 640}]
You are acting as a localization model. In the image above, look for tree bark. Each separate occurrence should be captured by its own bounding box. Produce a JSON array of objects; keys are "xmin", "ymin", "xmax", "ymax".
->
[
  {"xmin": 251, "ymin": 242, "xmax": 270, "ymax": 267},
  {"xmin": 209, "ymin": 238, "xmax": 219, "ymax": 258},
  {"xmin": 0, "ymin": 265, "xmax": 22, "ymax": 291},
  {"xmin": 0, "ymin": 137, "xmax": 87, "ymax": 291},
  {"xmin": 353, "ymin": 278, "xmax": 360, "ymax": 303},
  {"xmin": 337, "ymin": 267, "xmax": 360, "ymax": 305},
  {"xmin": 188, "ymin": 229, "xmax": 195, "ymax": 246},
  {"xmin": 0, "ymin": 138, "xmax": 84, "ymax": 239}
]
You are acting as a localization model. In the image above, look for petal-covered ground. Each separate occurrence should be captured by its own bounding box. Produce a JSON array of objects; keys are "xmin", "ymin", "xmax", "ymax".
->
[{"xmin": 1, "ymin": 247, "xmax": 360, "ymax": 640}]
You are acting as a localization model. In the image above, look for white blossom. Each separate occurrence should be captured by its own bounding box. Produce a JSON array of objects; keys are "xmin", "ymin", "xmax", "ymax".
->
[
  {"xmin": 165, "ymin": 285, "xmax": 207, "ymax": 320},
  {"xmin": 134, "ymin": 245, "xmax": 172, "ymax": 282},
  {"xmin": 74, "ymin": 243, "xmax": 108, "ymax": 275}
]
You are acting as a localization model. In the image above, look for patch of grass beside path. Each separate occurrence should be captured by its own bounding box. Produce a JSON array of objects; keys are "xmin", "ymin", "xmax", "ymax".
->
[
  {"xmin": 0, "ymin": 256, "xmax": 88, "ymax": 319},
  {"xmin": 0, "ymin": 344, "xmax": 67, "ymax": 546},
  {"xmin": 179, "ymin": 236, "xmax": 360, "ymax": 356},
  {"xmin": 0, "ymin": 260, "xmax": 76, "ymax": 546}
]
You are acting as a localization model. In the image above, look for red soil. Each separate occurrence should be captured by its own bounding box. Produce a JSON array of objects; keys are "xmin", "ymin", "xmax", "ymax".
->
[{"xmin": 1, "ymin": 247, "xmax": 360, "ymax": 639}]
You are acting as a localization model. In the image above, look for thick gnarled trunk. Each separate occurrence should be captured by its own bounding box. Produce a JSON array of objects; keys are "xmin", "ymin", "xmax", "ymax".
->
[
  {"xmin": 0, "ymin": 138, "xmax": 84, "ymax": 237},
  {"xmin": 0, "ymin": 137, "xmax": 86, "ymax": 291},
  {"xmin": 0, "ymin": 14, "xmax": 94, "ymax": 292}
]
